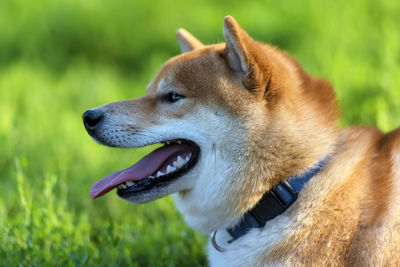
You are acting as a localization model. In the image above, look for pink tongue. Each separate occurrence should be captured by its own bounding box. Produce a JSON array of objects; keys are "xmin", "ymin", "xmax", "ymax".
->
[{"xmin": 90, "ymin": 143, "xmax": 193, "ymax": 199}]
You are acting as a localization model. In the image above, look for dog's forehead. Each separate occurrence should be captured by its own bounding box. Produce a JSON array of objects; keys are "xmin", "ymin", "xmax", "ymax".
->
[{"xmin": 147, "ymin": 46, "xmax": 229, "ymax": 96}]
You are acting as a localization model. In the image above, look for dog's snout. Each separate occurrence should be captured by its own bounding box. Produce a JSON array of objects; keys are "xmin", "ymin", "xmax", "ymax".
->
[{"xmin": 83, "ymin": 109, "xmax": 103, "ymax": 134}]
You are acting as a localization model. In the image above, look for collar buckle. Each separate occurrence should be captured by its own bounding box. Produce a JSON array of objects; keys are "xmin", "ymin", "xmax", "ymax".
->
[{"xmin": 270, "ymin": 180, "xmax": 298, "ymax": 210}]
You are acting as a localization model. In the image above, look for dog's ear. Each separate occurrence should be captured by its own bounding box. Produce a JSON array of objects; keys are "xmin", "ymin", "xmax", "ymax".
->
[
  {"xmin": 222, "ymin": 16, "xmax": 269, "ymax": 91},
  {"xmin": 176, "ymin": 28, "xmax": 204, "ymax": 53}
]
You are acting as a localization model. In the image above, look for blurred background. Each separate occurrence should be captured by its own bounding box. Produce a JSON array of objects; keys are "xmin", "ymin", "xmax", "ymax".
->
[{"xmin": 0, "ymin": 0, "xmax": 399, "ymax": 265}]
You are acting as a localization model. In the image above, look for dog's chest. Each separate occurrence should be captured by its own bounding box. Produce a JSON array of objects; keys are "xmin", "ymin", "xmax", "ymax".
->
[{"xmin": 207, "ymin": 216, "xmax": 292, "ymax": 267}]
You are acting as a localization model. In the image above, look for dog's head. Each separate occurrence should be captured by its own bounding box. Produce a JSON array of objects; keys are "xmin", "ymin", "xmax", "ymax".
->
[{"xmin": 83, "ymin": 16, "xmax": 339, "ymax": 232}]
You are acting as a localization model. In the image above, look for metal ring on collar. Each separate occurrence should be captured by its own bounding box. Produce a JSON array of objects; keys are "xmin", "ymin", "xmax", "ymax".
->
[{"xmin": 211, "ymin": 230, "xmax": 225, "ymax": 252}]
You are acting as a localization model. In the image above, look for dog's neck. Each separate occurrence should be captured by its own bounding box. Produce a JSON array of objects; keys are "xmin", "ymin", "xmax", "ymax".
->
[{"xmin": 211, "ymin": 156, "xmax": 330, "ymax": 252}]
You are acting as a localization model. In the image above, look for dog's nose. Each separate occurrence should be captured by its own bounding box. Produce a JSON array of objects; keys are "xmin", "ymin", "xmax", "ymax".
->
[{"xmin": 82, "ymin": 109, "xmax": 103, "ymax": 134}]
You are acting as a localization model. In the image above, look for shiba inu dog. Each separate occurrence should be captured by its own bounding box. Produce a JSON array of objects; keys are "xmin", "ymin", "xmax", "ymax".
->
[{"xmin": 83, "ymin": 16, "xmax": 400, "ymax": 266}]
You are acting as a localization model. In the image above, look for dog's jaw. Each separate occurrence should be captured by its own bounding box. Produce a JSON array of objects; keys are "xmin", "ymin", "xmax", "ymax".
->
[
  {"xmin": 173, "ymin": 149, "xmax": 247, "ymax": 233},
  {"xmin": 124, "ymin": 106, "xmax": 252, "ymax": 230}
]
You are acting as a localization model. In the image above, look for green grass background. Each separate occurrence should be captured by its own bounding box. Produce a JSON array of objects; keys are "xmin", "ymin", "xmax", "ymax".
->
[{"xmin": 0, "ymin": 0, "xmax": 399, "ymax": 265}]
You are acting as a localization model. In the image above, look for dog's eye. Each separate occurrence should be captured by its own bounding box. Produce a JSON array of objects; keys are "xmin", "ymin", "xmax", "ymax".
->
[{"xmin": 163, "ymin": 91, "xmax": 185, "ymax": 103}]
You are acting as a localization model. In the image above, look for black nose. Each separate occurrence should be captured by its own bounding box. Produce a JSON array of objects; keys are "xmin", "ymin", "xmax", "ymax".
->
[{"xmin": 82, "ymin": 109, "xmax": 103, "ymax": 134}]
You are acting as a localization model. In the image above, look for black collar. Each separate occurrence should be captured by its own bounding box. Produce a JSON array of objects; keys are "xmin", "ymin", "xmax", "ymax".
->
[{"xmin": 211, "ymin": 157, "xmax": 329, "ymax": 251}]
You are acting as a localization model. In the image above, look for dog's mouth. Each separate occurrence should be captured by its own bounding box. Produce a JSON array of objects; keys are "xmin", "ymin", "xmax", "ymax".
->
[{"xmin": 89, "ymin": 140, "xmax": 200, "ymax": 199}]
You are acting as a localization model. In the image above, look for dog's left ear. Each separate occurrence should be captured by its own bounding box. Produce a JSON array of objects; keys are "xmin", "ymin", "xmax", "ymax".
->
[
  {"xmin": 222, "ymin": 16, "xmax": 270, "ymax": 91},
  {"xmin": 176, "ymin": 28, "xmax": 204, "ymax": 53}
]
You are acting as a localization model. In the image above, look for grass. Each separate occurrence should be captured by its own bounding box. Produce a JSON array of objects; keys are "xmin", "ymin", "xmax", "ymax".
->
[{"xmin": 0, "ymin": 0, "xmax": 399, "ymax": 265}]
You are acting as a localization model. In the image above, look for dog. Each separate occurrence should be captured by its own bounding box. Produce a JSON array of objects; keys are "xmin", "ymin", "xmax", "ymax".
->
[{"xmin": 83, "ymin": 16, "xmax": 400, "ymax": 266}]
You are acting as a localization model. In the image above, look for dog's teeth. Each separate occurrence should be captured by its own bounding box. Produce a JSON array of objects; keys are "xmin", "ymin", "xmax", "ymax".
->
[
  {"xmin": 118, "ymin": 183, "xmax": 127, "ymax": 189},
  {"xmin": 174, "ymin": 156, "xmax": 186, "ymax": 168},
  {"xmin": 126, "ymin": 181, "xmax": 135, "ymax": 187},
  {"xmin": 166, "ymin": 165, "xmax": 176, "ymax": 174},
  {"xmin": 177, "ymin": 140, "xmax": 182, "ymax": 144},
  {"xmin": 166, "ymin": 141, "xmax": 171, "ymax": 145},
  {"xmin": 185, "ymin": 154, "xmax": 191, "ymax": 162},
  {"xmin": 172, "ymin": 160, "xmax": 179, "ymax": 168},
  {"xmin": 149, "ymin": 175, "xmax": 155, "ymax": 179},
  {"xmin": 156, "ymin": 171, "xmax": 164, "ymax": 177}
]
